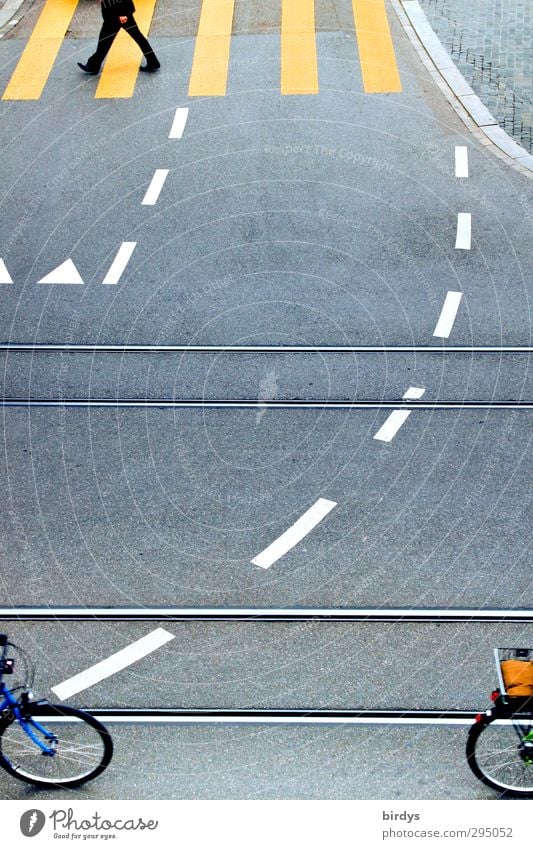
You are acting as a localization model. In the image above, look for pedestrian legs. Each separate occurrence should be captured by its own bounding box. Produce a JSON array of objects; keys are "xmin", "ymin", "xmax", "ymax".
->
[
  {"xmin": 86, "ymin": 17, "xmax": 122, "ymax": 72},
  {"xmin": 86, "ymin": 13, "xmax": 159, "ymax": 73},
  {"xmin": 122, "ymin": 16, "xmax": 159, "ymax": 67}
]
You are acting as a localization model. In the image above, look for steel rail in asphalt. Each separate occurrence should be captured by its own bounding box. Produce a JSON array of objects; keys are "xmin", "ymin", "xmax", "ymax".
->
[
  {"xmin": 3, "ymin": 608, "xmax": 533, "ymax": 621},
  {"xmin": 43, "ymin": 708, "xmax": 479, "ymax": 726},
  {"xmin": 0, "ymin": 344, "xmax": 531, "ymax": 353},
  {"xmin": 2, "ymin": 398, "xmax": 531, "ymax": 409}
]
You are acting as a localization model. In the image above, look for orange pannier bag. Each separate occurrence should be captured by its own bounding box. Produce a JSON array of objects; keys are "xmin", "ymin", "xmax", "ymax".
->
[{"xmin": 501, "ymin": 660, "xmax": 533, "ymax": 697}]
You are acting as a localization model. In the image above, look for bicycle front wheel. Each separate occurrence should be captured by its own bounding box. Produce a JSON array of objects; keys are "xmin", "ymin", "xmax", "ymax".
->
[
  {"xmin": 467, "ymin": 714, "xmax": 533, "ymax": 797},
  {"xmin": 0, "ymin": 703, "xmax": 113, "ymax": 788}
]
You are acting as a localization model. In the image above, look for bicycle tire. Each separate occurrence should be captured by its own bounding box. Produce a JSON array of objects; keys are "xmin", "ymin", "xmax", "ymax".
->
[
  {"xmin": 0, "ymin": 702, "xmax": 113, "ymax": 788},
  {"xmin": 466, "ymin": 713, "xmax": 533, "ymax": 797}
]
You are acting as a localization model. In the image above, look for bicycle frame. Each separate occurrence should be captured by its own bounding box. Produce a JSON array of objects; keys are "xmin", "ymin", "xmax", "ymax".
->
[
  {"xmin": 0, "ymin": 637, "xmax": 57, "ymax": 756},
  {"xmin": 477, "ymin": 691, "xmax": 533, "ymax": 758},
  {"xmin": 483, "ymin": 648, "xmax": 533, "ymax": 741},
  {"xmin": 0, "ymin": 634, "xmax": 112, "ymax": 788}
]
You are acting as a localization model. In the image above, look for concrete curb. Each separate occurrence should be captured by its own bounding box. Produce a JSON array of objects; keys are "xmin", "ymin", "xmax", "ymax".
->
[
  {"xmin": 0, "ymin": 0, "xmax": 27, "ymax": 36},
  {"xmin": 392, "ymin": 0, "xmax": 533, "ymax": 179}
]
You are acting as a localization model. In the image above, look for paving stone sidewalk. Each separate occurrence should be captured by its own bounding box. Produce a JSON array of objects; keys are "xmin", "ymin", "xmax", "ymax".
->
[{"xmin": 419, "ymin": 0, "xmax": 532, "ymax": 154}]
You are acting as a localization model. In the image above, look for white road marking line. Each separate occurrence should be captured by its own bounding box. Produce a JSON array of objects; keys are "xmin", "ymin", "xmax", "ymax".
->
[
  {"xmin": 51, "ymin": 628, "xmax": 175, "ymax": 700},
  {"xmin": 168, "ymin": 107, "xmax": 189, "ymax": 139},
  {"xmin": 142, "ymin": 169, "xmax": 169, "ymax": 206},
  {"xmin": 251, "ymin": 498, "xmax": 337, "ymax": 569},
  {"xmin": 455, "ymin": 213, "xmax": 471, "ymax": 249},
  {"xmin": 373, "ymin": 410, "xmax": 411, "ymax": 441},
  {"xmin": 402, "ymin": 386, "xmax": 426, "ymax": 401},
  {"xmin": 36, "ymin": 258, "xmax": 84, "ymax": 285},
  {"xmin": 433, "ymin": 291, "xmax": 463, "ymax": 338},
  {"xmin": 455, "ymin": 145, "xmax": 469, "ymax": 178},
  {"xmin": 0, "ymin": 258, "xmax": 13, "ymax": 284},
  {"xmin": 373, "ymin": 386, "xmax": 426, "ymax": 442},
  {"xmin": 101, "ymin": 242, "xmax": 136, "ymax": 285}
]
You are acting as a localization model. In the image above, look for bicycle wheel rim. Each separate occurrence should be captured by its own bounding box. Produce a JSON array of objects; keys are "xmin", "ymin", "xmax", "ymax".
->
[
  {"xmin": 469, "ymin": 719, "xmax": 533, "ymax": 795},
  {"xmin": 0, "ymin": 706, "xmax": 111, "ymax": 786}
]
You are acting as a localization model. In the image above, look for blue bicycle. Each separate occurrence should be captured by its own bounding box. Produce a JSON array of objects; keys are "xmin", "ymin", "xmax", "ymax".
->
[{"xmin": 0, "ymin": 634, "xmax": 113, "ymax": 788}]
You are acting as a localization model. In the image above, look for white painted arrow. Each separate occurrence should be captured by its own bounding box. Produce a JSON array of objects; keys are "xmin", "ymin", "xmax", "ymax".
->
[
  {"xmin": 0, "ymin": 258, "xmax": 13, "ymax": 284},
  {"xmin": 36, "ymin": 258, "xmax": 84, "ymax": 285}
]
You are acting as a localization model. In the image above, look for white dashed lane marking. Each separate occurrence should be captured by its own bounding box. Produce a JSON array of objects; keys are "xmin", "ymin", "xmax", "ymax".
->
[
  {"xmin": 101, "ymin": 241, "xmax": 137, "ymax": 285},
  {"xmin": 142, "ymin": 169, "xmax": 169, "ymax": 205},
  {"xmin": 455, "ymin": 146, "xmax": 469, "ymax": 178},
  {"xmin": 36, "ymin": 258, "xmax": 84, "ymax": 285},
  {"xmin": 373, "ymin": 386, "xmax": 426, "ymax": 442},
  {"xmin": 168, "ymin": 107, "xmax": 189, "ymax": 139},
  {"xmin": 402, "ymin": 386, "xmax": 426, "ymax": 401},
  {"xmin": 0, "ymin": 258, "xmax": 13, "ymax": 284},
  {"xmin": 51, "ymin": 628, "xmax": 175, "ymax": 700},
  {"xmin": 455, "ymin": 213, "xmax": 471, "ymax": 250},
  {"xmin": 433, "ymin": 291, "xmax": 463, "ymax": 338},
  {"xmin": 251, "ymin": 498, "xmax": 337, "ymax": 569}
]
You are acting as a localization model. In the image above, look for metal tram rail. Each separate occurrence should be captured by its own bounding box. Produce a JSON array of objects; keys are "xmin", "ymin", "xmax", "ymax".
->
[
  {"xmin": 2, "ymin": 610, "xmax": 525, "ymax": 724},
  {"xmin": 79, "ymin": 708, "xmax": 477, "ymax": 725},
  {"xmin": 3, "ymin": 343, "xmax": 530, "ymax": 406},
  {"xmin": 2, "ymin": 346, "xmax": 529, "ymax": 725},
  {"xmin": 1, "ymin": 344, "xmax": 532, "ymax": 353},
  {"xmin": 2, "ymin": 399, "xmax": 532, "ymax": 408},
  {"xmin": 1, "ymin": 607, "xmax": 533, "ymax": 622}
]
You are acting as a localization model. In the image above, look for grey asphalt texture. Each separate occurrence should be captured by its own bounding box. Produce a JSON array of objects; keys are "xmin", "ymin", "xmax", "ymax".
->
[
  {"xmin": 1, "ymin": 351, "xmax": 532, "ymax": 400},
  {"xmin": 1, "ymin": 408, "xmax": 530, "ymax": 609},
  {"xmin": 0, "ymin": 0, "xmax": 532, "ymax": 800},
  {"xmin": 3, "ymin": 620, "xmax": 533, "ymax": 710},
  {"xmin": 0, "ymin": 723, "xmax": 497, "ymax": 800}
]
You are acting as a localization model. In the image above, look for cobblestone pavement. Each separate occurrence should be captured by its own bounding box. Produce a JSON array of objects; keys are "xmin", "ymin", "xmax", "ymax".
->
[{"xmin": 419, "ymin": 0, "xmax": 532, "ymax": 154}]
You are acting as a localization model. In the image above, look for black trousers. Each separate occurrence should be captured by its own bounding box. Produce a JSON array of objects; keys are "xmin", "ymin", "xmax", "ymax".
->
[{"xmin": 87, "ymin": 14, "xmax": 158, "ymax": 71}]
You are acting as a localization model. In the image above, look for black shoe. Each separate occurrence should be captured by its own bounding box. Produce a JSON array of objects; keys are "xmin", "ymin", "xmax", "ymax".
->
[
  {"xmin": 78, "ymin": 62, "xmax": 98, "ymax": 75},
  {"xmin": 140, "ymin": 62, "xmax": 160, "ymax": 73}
]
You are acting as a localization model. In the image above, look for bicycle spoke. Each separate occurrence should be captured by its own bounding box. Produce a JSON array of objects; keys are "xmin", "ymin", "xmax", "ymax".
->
[
  {"xmin": 0, "ymin": 711, "xmax": 109, "ymax": 785},
  {"xmin": 472, "ymin": 721, "xmax": 533, "ymax": 794}
]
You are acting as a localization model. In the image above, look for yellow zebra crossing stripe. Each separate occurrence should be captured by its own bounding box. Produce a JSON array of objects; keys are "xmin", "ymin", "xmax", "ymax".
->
[
  {"xmin": 2, "ymin": 0, "xmax": 79, "ymax": 100},
  {"xmin": 281, "ymin": 0, "xmax": 318, "ymax": 95},
  {"xmin": 351, "ymin": 0, "xmax": 401, "ymax": 93},
  {"xmin": 95, "ymin": 0, "xmax": 158, "ymax": 98},
  {"xmin": 188, "ymin": 0, "xmax": 235, "ymax": 97},
  {"xmin": 2, "ymin": 0, "xmax": 401, "ymax": 100}
]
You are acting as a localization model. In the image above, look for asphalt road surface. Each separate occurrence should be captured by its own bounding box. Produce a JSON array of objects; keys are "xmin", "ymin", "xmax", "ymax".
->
[{"xmin": 0, "ymin": 0, "xmax": 531, "ymax": 800}]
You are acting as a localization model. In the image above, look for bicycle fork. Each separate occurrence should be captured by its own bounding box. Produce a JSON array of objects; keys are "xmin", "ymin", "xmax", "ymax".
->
[
  {"xmin": 518, "ymin": 728, "xmax": 533, "ymax": 766},
  {"xmin": 478, "ymin": 700, "xmax": 533, "ymax": 767},
  {"xmin": 13, "ymin": 704, "xmax": 57, "ymax": 757}
]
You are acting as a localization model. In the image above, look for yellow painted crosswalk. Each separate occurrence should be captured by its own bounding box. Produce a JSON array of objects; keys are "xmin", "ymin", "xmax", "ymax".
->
[
  {"xmin": 95, "ymin": 0, "xmax": 159, "ymax": 98},
  {"xmin": 188, "ymin": 0, "xmax": 235, "ymax": 96},
  {"xmin": 281, "ymin": 0, "xmax": 318, "ymax": 95},
  {"xmin": 352, "ymin": 0, "xmax": 402, "ymax": 93},
  {"xmin": 2, "ymin": 0, "xmax": 79, "ymax": 100},
  {"xmin": 2, "ymin": 0, "xmax": 401, "ymax": 100}
]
